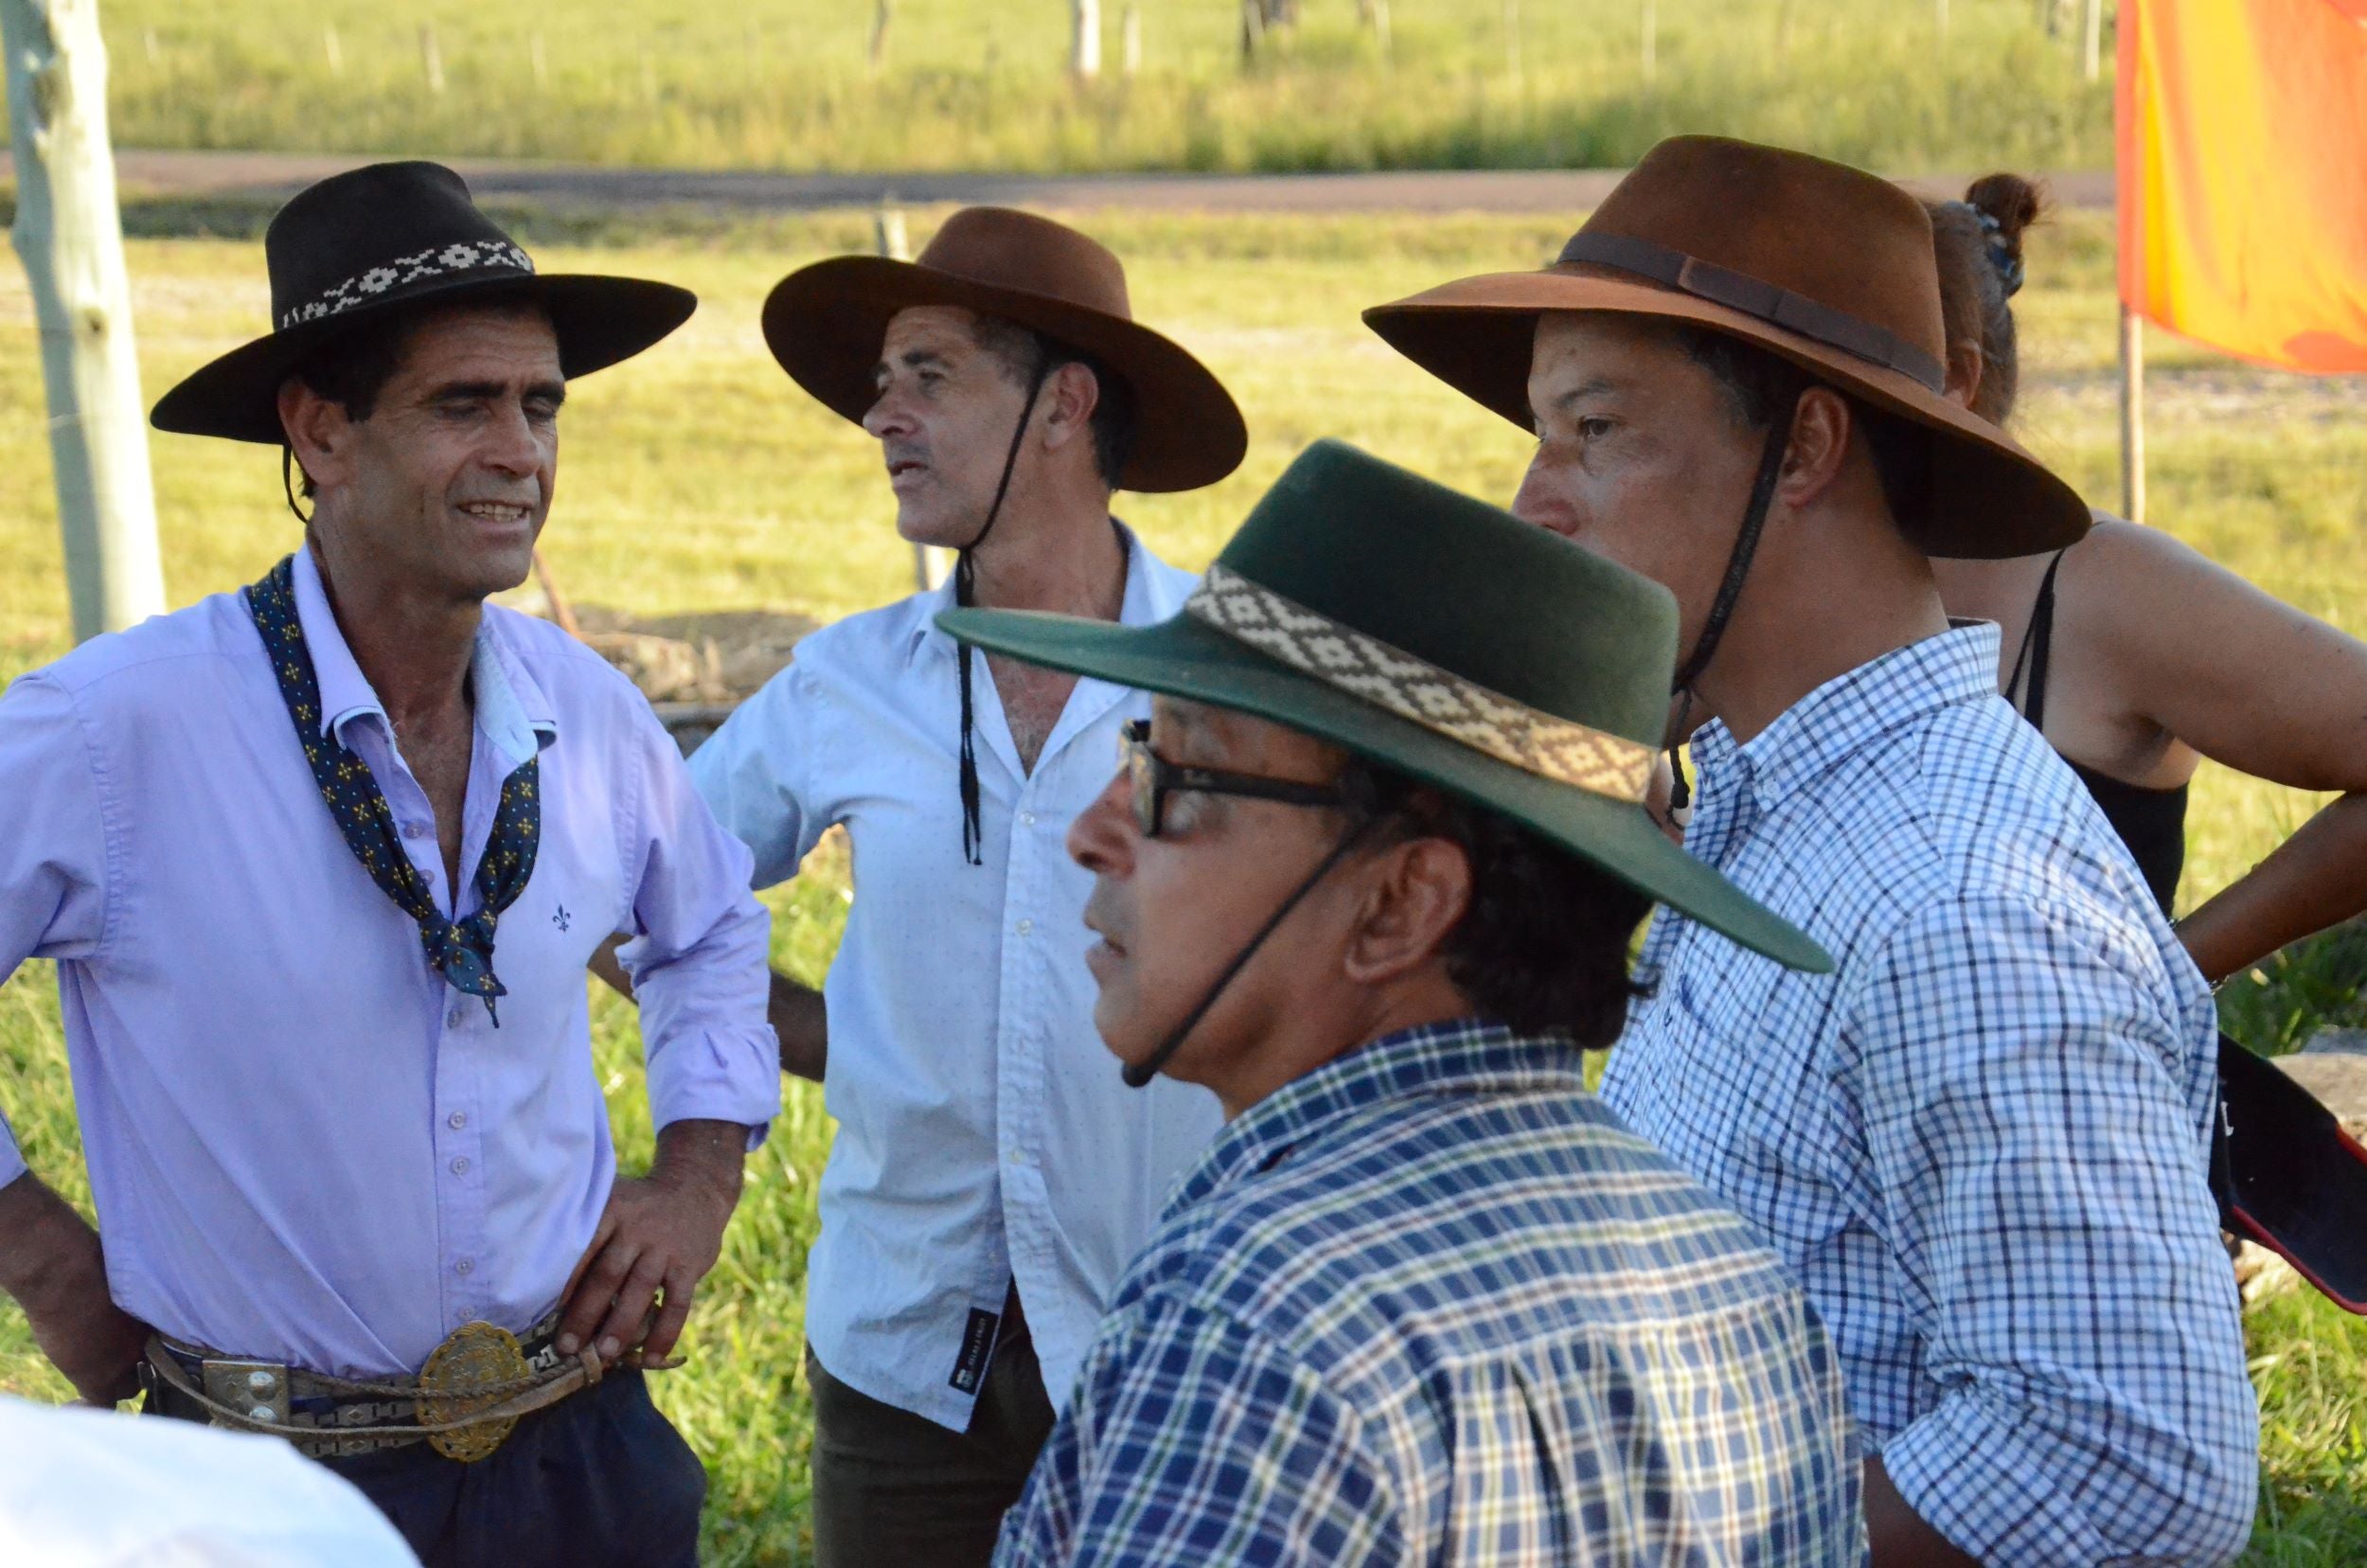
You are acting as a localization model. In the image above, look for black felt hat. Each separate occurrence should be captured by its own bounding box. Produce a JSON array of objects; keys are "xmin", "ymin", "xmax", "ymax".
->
[{"xmin": 151, "ymin": 161, "xmax": 696, "ymax": 444}]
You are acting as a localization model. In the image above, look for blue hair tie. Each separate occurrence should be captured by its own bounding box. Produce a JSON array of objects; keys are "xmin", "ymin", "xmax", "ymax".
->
[{"xmin": 1973, "ymin": 208, "xmax": 2025, "ymax": 298}]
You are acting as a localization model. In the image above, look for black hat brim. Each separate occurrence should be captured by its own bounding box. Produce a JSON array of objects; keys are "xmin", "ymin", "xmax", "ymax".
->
[{"xmin": 151, "ymin": 274, "xmax": 697, "ymax": 444}]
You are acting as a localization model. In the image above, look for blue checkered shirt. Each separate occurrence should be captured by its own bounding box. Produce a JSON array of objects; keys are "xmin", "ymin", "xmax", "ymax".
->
[
  {"xmin": 1602, "ymin": 625, "xmax": 2258, "ymax": 1565},
  {"xmin": 994, "ymin": 1018, "xmax": 1862, "ymax": 1567}
]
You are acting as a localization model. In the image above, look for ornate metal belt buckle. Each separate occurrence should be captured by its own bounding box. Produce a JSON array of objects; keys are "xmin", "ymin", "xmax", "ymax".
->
[{"xmin": 418, "ymin": 1320, "xmax": 530, "ymax": 1463}]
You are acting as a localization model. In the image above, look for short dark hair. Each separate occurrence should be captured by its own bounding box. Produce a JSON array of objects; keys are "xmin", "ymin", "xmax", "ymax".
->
[
  {"xmin": 1667, "ymin": 324, "xmax": 1932, "ymax": 543},
  {"xmin": 970, "ymin": 314, "xmax": 1139, "ymax": 490},
  {"xmin": 1335, "ymin": 756, "xmax": 1650, "ymax": 1047}
]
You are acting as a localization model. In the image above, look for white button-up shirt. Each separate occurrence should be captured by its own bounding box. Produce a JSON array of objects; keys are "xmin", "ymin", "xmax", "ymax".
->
[{"xmin": 691, "ymin": 526, "xmax": 1223, "ymax": 1428}]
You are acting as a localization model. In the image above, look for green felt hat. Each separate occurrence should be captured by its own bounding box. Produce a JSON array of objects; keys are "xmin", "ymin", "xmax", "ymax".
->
[{"xmin": 938, "ymin": 439, "xmax": 1831, "ymax": 973}]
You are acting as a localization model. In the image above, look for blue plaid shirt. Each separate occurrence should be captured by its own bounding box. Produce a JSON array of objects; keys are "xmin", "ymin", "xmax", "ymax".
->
[
  {"xmin": 995, "ymin": 1019, "xmax": 1861, "ymax": 1567},
  {"xmin": 1603, "ymin": 625, "xmax": 2258, "ymax": 1565}
]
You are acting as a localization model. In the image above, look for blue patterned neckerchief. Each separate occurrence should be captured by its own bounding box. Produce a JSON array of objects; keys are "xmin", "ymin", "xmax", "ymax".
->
[{"xmin": 245, "ymin": 554, "xmax": 539, "ymax": 1025}]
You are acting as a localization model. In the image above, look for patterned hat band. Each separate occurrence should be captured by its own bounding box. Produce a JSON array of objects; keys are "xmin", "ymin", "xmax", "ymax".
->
[
  {"xmin": 1183, "ymin": 564, "xmax": 1655, "ymax": 805},
  {"xmin": 279, "ymin": 239, "xmax": 536, "ymax": 330}
]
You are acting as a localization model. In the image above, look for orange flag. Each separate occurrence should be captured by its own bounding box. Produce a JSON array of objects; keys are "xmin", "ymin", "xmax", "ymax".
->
[{"xmin": 2119, "ymin": 0, "xmax": 2367, "ymax": 371}]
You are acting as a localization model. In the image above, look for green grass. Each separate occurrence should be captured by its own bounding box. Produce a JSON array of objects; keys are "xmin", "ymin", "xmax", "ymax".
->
[
  {"xmin": 6, "ymin": 205, "xmax": 2367, "ymax": 1561},
  {"xmin": 39, "ymin": 0, "xmax": 2116, "ymax": 173}
]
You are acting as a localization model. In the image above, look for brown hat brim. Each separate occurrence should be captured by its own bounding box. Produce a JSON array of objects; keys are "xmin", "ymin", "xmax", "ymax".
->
[
  {"xmin": 762, "ymin": 255, "xmax": 1246, "ymax": 494},
  {"xmin": 1364, "ymin": 266, "xmax": 2090, "ymax": 560},
  {"xmin": 151, "ymin": 274, "xmax": 697, "ymax": 445}
]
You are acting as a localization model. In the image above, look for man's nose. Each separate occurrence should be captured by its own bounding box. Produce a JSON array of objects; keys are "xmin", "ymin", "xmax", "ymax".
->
[
  {"xmin": 862, "ymin": 386, "xmax": 912, "ymax": 440},
  {"xmin": 1067, "ymin": 768, "xmax": 1136, "ymax": 874},
  {"xmin": 482, "ymin": 401, "xmax": 544, "ymax": 478},
  {"xmin": 1509, "ymin": 449, "xmax": 1585, "ymax": 540}
]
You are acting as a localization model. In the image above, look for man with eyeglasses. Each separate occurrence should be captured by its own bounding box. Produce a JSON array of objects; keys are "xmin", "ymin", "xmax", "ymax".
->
[{"xmin": 945, "ymin": 442, "xmax": 1860, "ymax": 1567}]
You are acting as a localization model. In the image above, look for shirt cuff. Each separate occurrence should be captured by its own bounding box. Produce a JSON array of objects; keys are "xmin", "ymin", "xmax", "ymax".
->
[
  {"xmin": 0, "ymin": 1114, "xmax": 27, "ymax": 1191},
  {"xmin": 1880, "ymin": 1396, "xmax": 2109, "ymax": 1566},
  {"xmin": 647, "ymin": 1026, "xmax": 782, "ymax": 1151}
]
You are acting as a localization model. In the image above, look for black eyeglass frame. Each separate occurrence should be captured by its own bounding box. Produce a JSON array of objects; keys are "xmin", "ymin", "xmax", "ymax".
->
[{"xmin": 1118, "ymin": 719, "xmax": 1346, "ymax": 839}]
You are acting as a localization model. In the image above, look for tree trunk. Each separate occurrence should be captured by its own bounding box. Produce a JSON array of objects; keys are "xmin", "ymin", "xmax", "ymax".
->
[{"xmin": 2, "ymin": 0, "xmax": 166, "ymax": 640}]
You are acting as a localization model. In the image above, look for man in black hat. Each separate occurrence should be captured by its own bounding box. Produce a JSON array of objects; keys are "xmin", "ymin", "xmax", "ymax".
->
[
  {"xmin": 0, "ymin": 163, "xmax": 780, "ymax": 1567},
  {"xmin": 682, "ymin": 208, "xmax": 1242, "ymax": 1565},
  {"xmin": 946, "ymin": 440, "xmax": 1859, "ymax": 1566},
  {"xmin": 1368, "ymin": 138, "xmax": 2257, "ymax": 1565}
]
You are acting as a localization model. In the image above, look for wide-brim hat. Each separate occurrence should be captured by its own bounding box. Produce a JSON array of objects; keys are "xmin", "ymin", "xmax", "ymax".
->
[
  {"xmin": 761, "ymin": 206, "xmax": 1246, "ymax": 493},
  {"xmin": 938, "ymin": 439, "xmax": 1831, "ymax": 973},
  {"xmin": 152, "ymin": 161, "xmax": 696, "ymax": 444},
  {"xmin": 1363, "ymin": 136, "xmax": 2091, "ymax": 559}
]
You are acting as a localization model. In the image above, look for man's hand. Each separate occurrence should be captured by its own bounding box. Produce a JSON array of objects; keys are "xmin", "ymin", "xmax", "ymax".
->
[
  {"xmin": 0, "ymin": 1175, "xmax": 150, "ymax": 1405},
  {"xmin": 557, "ymin": 1119, "xmax": 747, "ymax": 1367}
]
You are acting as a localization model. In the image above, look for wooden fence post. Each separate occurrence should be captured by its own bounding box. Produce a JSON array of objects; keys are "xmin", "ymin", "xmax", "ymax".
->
[
  {"xmin": 530, "ymin": 30, "xmax": 547, "ymax": 89},
  {"xmin": 1072, "ymin": 0, "xmax": 1101, "ymax": 79},
  {"xmin": 419, "ymin": 22, "xmax": 445, "ymax": 94},
  {"xmin": 2081, "ymin": 0, "xmax": 2103, "ymax": 80},
  {"xmin": 324, "ymin": 23, "xmax": 342, "ymax": 75},
  {"xmin": 1121, "ymin": 1, "xmax": 1140, "ymax": 76},
  {"xmin": 3, "ymin": 0, "xmax": 168, "ymax": 640},
  {"xmin": 2119, "ymin": 303, "xmax": 2146, "ymax": 526},
  {"xmin": 869, "ymin": 0, "xmax": 891, "ymax": 75}
]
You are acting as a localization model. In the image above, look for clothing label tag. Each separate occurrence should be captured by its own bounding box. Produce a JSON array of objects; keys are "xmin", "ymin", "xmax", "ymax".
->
[{"xmin": 950, "ymin": 1308, "xmax": 1000, "ymax": 1393}]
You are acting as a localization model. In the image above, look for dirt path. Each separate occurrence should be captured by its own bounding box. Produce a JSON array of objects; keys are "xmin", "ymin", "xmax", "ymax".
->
[{"xmin": 110, "ymin": 150, "xmax": 2116, "ymax": 215}]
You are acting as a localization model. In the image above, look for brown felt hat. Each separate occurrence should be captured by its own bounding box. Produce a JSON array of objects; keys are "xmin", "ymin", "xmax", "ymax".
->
[
  {"xmin": 762, "ymin": 206, "xmax": 1250, "ymax": 492},
  {"xmin": 763, "ymin": 207, "xmax": 1246, "ymax": 493},
  {"xmin": 1363, "ymin": 136, "xmax": 2091, "ymax": 559}
]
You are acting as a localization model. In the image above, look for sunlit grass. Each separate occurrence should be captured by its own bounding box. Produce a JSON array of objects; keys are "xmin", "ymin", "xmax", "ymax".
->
[
  {"xmin": 4, "ymin": 205, "xmax": 2364, "ymax": 1563},
  {"xmin": 16, "ymin": 0, "xmax": 2122, "ymax": 175}
]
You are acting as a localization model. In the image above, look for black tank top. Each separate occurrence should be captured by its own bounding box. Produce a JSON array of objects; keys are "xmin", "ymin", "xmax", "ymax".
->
[{"xmin": 2004, "ymin": 552, "xmax": 2189, "ymax": 916}]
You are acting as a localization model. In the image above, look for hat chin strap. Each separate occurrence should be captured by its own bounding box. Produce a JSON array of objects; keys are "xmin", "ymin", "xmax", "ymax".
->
[
  {"xmin": 1664, "ymin": 406, "xmax": 1794, "ymax": 826},
  {"xmin": 952, "ymin": 358, "xmax": 1056, "ymax": 865},
  {"xmin": 1121, "ymin": 814, "xmax": 1383, "ymax": 1091}
]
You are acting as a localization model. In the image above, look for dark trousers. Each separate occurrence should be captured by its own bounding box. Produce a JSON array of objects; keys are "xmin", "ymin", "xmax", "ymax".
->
[
  {"xmin": 152, "ymin": 1367, "xmax": 704, "ymax": 1568},
  {"xmin": 808, "ymin": 1292, "xmax": 1059, "ymax": 1568}
]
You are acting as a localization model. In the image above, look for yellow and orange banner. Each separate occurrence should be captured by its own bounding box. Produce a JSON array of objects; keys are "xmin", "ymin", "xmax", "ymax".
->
[{"xmin": 2119, "ymin": 0, "xmax": 2367, "ymax": 371}]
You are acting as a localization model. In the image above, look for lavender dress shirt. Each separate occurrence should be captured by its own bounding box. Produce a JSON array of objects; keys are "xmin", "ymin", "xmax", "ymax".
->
[{"xmin": 0, "ymin": 546, "xmax": 779, "ymax": 1379}]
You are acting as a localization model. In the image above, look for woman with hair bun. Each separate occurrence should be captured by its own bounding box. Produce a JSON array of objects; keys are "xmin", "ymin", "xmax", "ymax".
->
[{"xmin": 1929, "ymin": 175, "xmax": 2367, "ymax": 1308}]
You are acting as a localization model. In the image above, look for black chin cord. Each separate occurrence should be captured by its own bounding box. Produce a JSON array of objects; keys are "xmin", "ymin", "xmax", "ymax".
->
[
  {"xmin": 1664, "ymin": 405, "xmax": 1795, "ymax": 824},
  {"xmin": 1121, "ymin": 815, "xmax": 1382, "ymax": 1090},
  {"xmin": 281, "ymin": 446, "xmax": 312, "ymax": 525},
  {"xmin": 953, "ymin": 358, "xmax": 1055, "ymax": 865}
]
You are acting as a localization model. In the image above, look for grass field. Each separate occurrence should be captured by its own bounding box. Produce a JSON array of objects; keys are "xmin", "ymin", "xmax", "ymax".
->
[
  {"xmin": 44, "ymin": 0, "xmax": 2116, "ymax": 174},
  {"xmin": 4, "ymin": 204, "xmax": 2366, "ymax": 1562}
]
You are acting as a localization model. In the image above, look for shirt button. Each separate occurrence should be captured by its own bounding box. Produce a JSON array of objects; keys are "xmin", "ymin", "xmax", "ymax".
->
[
  {"xmin": 1020, "ymin": 811, "xmax": 1038, "ymax": 828},
  {"xmin": 403, "ymin": 821, "xmax": 429, "ymax": 841},
  {"xmin": 451, "ymin": 1157, "xmax": 471, "ymax": 1176},
  {"xmin": 448, "ymin": 1112, "xmax": 467, "ymax": 1131},
  {"xmin": 454, "ymin": 1258, "xmax": 474, "ymax": 1276},
  {"xmin": 1008, "ymin": 1149, "xmax": 1027, "ymax": 1166},
  {"xmin": 1016, "ymin": 919, "xmax": 1034, "ymax": 937}
]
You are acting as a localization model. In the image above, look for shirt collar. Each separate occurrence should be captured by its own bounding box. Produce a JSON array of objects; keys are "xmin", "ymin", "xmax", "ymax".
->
[
  {"xmin": 903, "ymin": 518, "xmax": 1171, "ymax": 668},
  {"xmin": 1695, "ymin": 622, "xmax": 2001, "ymax": 814},
  {"xmin": 292, "ymin": 544, "xmax": 558, "ymax": 767},
  {"xmin": 1163, "ymin": 1017, "xmax": 1590, "ymax": 1222}
]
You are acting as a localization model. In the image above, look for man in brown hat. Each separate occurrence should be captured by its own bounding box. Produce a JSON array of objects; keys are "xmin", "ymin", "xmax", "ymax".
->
[
  {"xmin": 1367, "ymin": 137, "xmax": 2258, "ymax": 1566},
  {"xmin": 0, "ymin": 162, "xmax": 780, "ymax": 1565},
  {"xmin": 685, "ymin": 208, "xmax": 1243, "ymax": 1564}
]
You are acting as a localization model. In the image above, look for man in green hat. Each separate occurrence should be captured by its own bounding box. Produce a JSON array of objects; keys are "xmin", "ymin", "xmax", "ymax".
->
[
  {"xmin": 942, "ymin": 440, "xmax": 1860, "ymax": 1565},
  {"xmin": 1365, "ymin": 137, "xmax": 2257, "ymax": 1564}
]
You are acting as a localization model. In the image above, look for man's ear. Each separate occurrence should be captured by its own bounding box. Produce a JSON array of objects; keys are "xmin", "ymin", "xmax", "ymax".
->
[
  {"xmin": 1943, "ymin": 339, "xmax": 1985, "ymax": 412},
  {"xmin": 277, "ymin": 377, "xmax": 354, "ymax": 499},
  {"xmin": 1775, "ymin": 385, "xmax": 1855, "ymax": 512},
  {"xmin": 1342, "ymin": 836, "xmax": 1472, "ymax": 987},
  {"xmin": 1037, "ymin": 360, "xmax": 1103, "ymax": 458}
]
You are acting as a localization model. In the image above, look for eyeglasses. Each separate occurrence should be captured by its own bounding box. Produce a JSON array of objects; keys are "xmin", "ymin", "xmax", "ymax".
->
[{"xmin": 1118, "ymin": 719, "xmax": 1345, "ymax": 839}]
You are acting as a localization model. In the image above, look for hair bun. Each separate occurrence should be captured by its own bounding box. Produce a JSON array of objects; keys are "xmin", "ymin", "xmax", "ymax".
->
[{"xmin": 1965, "ymin": 172, "xmax": 2046, "ymax": 262}]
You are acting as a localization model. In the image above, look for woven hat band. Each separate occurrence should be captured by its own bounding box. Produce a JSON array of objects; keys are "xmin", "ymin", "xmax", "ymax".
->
[
  {"xmin": 1184, "ymin": 564, "xmax": 1655, "ymax": 804},
  {"xmin": 279, "ymin": 239, "xmax": 536, "ymax": 330},
  {"xmin": 1557, "ymin": 232, "xmax": 1946, "ymax": 393}
]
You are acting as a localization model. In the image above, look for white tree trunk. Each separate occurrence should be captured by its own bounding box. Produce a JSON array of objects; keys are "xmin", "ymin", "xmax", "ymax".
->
[
  {"xmin": 3, "ymin": 0, "xmax": 166, "ymax": 641},
  {"xmin": 1072, "ymin": 0, "xmax": 1101, "ymax": 79}
]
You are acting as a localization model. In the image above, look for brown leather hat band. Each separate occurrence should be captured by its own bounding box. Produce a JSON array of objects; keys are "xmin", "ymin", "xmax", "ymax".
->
[{"xmin": 1557, "ymin": 232, "xmax": 1945, "ymax": 393}]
